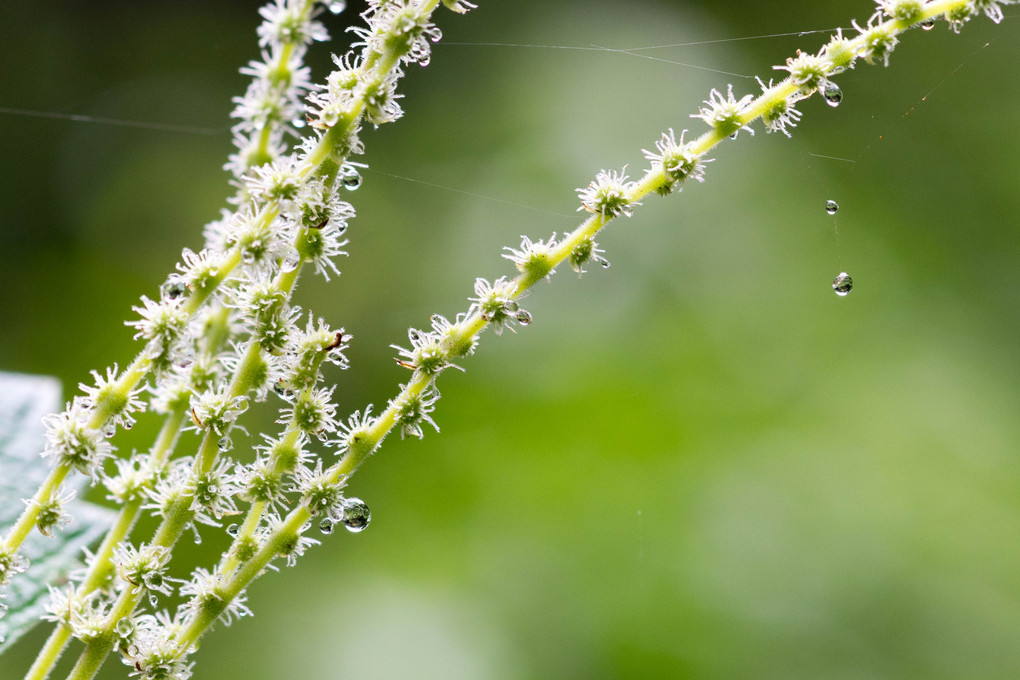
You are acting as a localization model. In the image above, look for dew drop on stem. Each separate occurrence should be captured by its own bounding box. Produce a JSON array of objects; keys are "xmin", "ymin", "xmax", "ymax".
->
[
  {"xmin": 319, "ymin": 518, "xmax": 334, "ymax": 535},
  {"xmin": 281, "ymin": 249, "xmax": 301, "ymax": 273},
  {"xmin": 226, "ymin": 523, "xmax": 240, "ymax": 537},
  {"xmin": 826, "ymin": 200, "xmax": 839, "ymax": 215},
  {"xmin": 115, "ymin": 617, "xmax": 135, "ymax": 638},
  {"xmin": 921, "ymin": 17, "xmax": 936, "ymax": 30}
]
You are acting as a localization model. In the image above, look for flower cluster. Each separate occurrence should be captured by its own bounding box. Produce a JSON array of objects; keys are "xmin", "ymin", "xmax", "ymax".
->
[
  {"xmin": 6, "ymin": 1, "xmax": 1010, "ymax": 678},
  {"xmin": 41, "ymin": 401, "xmax": 111, "ymax": 478},
  {"xmin": 226, "ymin": 0, "xmax": 329, "ymax": 181},
  {"xmin": 577, "ymin": 168, "xmax": 639, "ymax": 218},
  {"xmin": 691, "ymin": 84, "xmax": 755, "ymax": 139},
  {"xmin": 642, "ymin": 128, "xmax": 711, "ymax": 195}
]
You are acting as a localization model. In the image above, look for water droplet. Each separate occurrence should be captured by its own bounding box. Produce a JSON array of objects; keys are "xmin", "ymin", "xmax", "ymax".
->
[
  {"xmin": 319, "ymin": 518, "xmax": 334, "ymax": 535},
  {"xmin": 241, "ymin": 250, "xmax": 256, "ymax": 265},
  {"xmin": 281, "ymin": 249, "xmax": 301, "ymax": 273},
  {"xmin": 292, "ymin": 117, "xmax": 306, "ymax": 129},
  {"xmin": 218, "ymin": 436, "xmax": 232, "ymax": 451},
  {"xmin": 172, "ymin": 343, "xmax": 196, "ymax": 369},
  {"xmin": 825, "ymin": 200, "xmax": 839, "ymax": 215},
  {"xmin": 418, "ymin": 54, "xmax": 431, "ymax": 68},
  {"xmin": 341, "ymin": 166, "xmax": 362, "ymax": 191},
  {"xmin": 503, "ymin": 300, "xmax": 519, "ymax": 313},
  {"xmin": 340, "ymin": 497, "xmax": 371, "ymax": 533},
  {"xmin": 832, "ymin": 272, "xmax": 853, "ymax": 296},
  {"xmin": 516, "ymin": 310, "xmax": 532, "ymax": 326},
  {"xmin": 729, "ymin": 132, "xmax": 739, "ymax": 140},
  {"xmin": 595, "ymin": 256, "xmax": 611, "ymax": 269},
  {"xmin": 921, "ymin": 17, "xmax": 936, "ymax": 30},
  {"xmin": 115, "ymin": 617, "xmax": 135, "ymax": 638},
  {"xmin": 823, "ymin": 83, "xmax": 842, "ymax": 108},
  {"xmin": 328, "ymin": 0, "xmax": 346, "ymax": 14},
  {"xmin": 148, "ymin": 593, "xmax": 158, "ymax": 608},
  {"xmin": 226, "ymin": 523, "xmax": 240, "ymax": 537},
  {"xmin": 161, "ymin": 281, "xmax": 187, "ymax": 300},
  {"xmin": 320, "ymin": 109, "xmax": 340, "ymax": 128},
  {"xmin": 102, "ymin": 423, "xmax": 117, "ymax": 439}
]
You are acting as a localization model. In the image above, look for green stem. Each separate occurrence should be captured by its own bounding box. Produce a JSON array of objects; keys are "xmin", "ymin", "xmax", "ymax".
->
[
  {"xmin": 2, "ymin": 464, "xmax": 71, "ymax": 553},
  {"xmin": 23, "ymin": 625, "xmax": 71, "ymax": 680}
]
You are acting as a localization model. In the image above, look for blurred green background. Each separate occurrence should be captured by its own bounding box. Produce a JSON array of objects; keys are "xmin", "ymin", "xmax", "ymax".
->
[{"xmin": 2, "ymin": 1, "xmax": 1020, "ymax": 678}]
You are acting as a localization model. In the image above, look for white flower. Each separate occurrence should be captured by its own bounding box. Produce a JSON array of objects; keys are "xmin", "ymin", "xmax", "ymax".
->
[
  {"xmin": 577, "ymin": 168, "xmax": 638, "ymax": 218},
  {"xmin": 42, "ymin": 399, "xmax": 111, "ymax": 478},
  {"xmin": 691, "ymin": 84, "xmax": 755, "ymax": 138}
]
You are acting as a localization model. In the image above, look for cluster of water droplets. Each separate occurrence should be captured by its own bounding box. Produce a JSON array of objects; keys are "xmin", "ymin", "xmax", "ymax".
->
[{"xmin": 320, "ymin": 497, "xmax": 371, "ymax": 534}]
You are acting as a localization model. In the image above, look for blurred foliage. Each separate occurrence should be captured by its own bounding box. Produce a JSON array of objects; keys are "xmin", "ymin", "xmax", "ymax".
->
[{"xmin": 1, "ymin": 1, "xmax": 1019, "ymax": 678}]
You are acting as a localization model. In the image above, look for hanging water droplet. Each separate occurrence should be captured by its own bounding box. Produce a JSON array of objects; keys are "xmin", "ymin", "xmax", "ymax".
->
[
  {"xmin": 281, "ymin": 249, "xmax": 301, "ymax": 273},
  {"xmin": 148, "ymin": 593, "xmax": 158, "ymax": 608},
  {"xmin": 825, "ymin": 199, "xmax": 839, "ymax": 215},
  {"xmin": 340, "ymin": 497, "xmax": 371, "ymax": 533},
  {"xmin": 218, "ymin": 436, "xmax": 232, "ymax": 451},
  {"xmin": 729, "ymin": 132, "xmax": 739, "ymax": 140},
  {"xmin": 161, "ymin": 281, "xmax": 187, "ymax": 300},
  {"xmin": 341, "ymin": 166, "xmax": 362, "ymax": 191},
  {"xmin": 822, "ymin": 83, "xmax": 842, "ymax": 108},
  {"xmin": 832, "ymin": 272, "xmax": 853, "ymax": 296},
  {"xmin": 226, "ymin": 523, "xmax": 240, "ymax": 537},
  {"xmin": 418, "ymin": 54, "xmax": 431, "ymax": 68},
  {"xmin": 595, "ymin": 256, "xmax": 611, "ymax": 269},
  {"xmin": 516, "ymin": 310, "xmax": 532, "ymax": 326},
  {"xmin": 292, "ymin": 116, "xmax": 306, "ymax": 129},
  {"xmin": 327, "ymin": 0, "xmax": 346, "ymax": 14},
  {"xmin": 241, "ymin": 250, "xmax": 256, "ymax": 265},
  {"xmin": 319, "ymin": 518, "xmax": 334, "ymax": 535},
  {"xmin": 503, "ymin": 299, "xmax": 519, "ymax": 313},
  {"xmin": 273, "ymin": 380, "xmax": 293, "ymax": 398},
  {"xmin": 102, "ymin": 423, "xmax": 117, "ymax": 439},
  {"xmin": 921, "ymin": 17, "xmax": 936, "ymax": 30}
]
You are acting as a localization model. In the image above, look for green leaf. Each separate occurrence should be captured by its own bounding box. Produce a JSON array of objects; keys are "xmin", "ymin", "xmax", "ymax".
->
[{"xmin": 0, "ymin": 372, "xmax": 115, "ymax": 654}]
